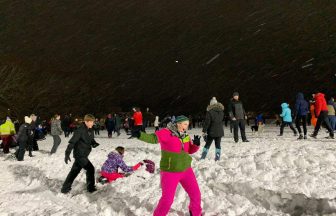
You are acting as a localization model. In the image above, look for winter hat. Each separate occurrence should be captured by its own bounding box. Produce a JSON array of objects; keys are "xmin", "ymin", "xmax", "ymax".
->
[
  {"xmin": 233, "ymin": 92, "xmax": 239, "ymax": 97},
  {"xmin": 84, "ymin": 114, "xmax": 95, "ymax": 122},
  {"xmin": 175, "ymin": 115, "xmax": 189, "ymax": 123},
  {"xmin": 24, "ymin": 116, "xmax": 32, "ymax": 124},
  {"xmin": 210, "ymin": 97, "xmax": 218, "ymax": 105}
]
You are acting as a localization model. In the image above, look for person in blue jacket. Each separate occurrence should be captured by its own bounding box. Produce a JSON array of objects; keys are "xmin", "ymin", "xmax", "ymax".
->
[
  {"xmin": 294, "ymin": 93, "xmax": 309, "ymax": 139},
  {"xmin": 279, "ymin": 103, "xmax": 297, "ymax": 136}
]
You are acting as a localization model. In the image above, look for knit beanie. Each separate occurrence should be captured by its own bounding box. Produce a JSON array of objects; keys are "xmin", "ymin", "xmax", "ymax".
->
[
  {"xmin": 210, "ymin": 97, "xmax": 218, "ymax": 105},
  {"xmin": 175, "ymin": 115, "xmax": 189, "ymax": 123}
]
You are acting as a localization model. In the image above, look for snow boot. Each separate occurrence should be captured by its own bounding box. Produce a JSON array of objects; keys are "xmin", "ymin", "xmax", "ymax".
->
[
  {"xmin": 88, "ymin": 186, "xmax": 97, "ymax": 193},
  {"xmin": 310, "ymin": 133, "xmax": 317, "ymax": 139},
  {"xmin": 243, "ymin": 140, "xmax": 250, "ymax": 142},
  {"xmin": 61, "ymin": 187, "xmax": 71, "ymax": 194},
  {"xmin": 200, "ymin": 148, "xmax": 208, "ymax": 160},
  {"xmin": 98, "ymin": 176, "xmax": 108, "ymax": 185},
  {"xmin": 215, "ymin": 148, "xmax": 221, "ymax": 161},
  {"xmin": 298, "ymin": 134, "xmax": 303, "ymax": 140},
  {"xmin": 304, "ymin": 135, "xmax": 307, "ymax": 139}
]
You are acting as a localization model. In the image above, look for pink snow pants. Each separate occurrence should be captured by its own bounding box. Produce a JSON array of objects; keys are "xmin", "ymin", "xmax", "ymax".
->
[{"xmin": 153, "ymin": 167, "xmax": 202, "ymax": 216}]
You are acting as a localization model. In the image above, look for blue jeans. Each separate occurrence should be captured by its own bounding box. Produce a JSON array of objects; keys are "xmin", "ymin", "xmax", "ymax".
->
[{"xmin": 328, "ymin": 116, "xmax": 336, "ymax": 131}]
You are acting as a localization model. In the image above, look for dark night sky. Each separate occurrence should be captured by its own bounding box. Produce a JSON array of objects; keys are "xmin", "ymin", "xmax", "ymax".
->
[{"xmin": 0, "ymin": 0, "xmax": 335, "ymax": 117}]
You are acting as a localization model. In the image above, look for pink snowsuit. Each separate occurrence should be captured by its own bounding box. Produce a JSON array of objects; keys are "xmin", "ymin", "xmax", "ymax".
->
[{"xmin": 153, "ymin": 129, "xmax": 202, "ymax": 216}]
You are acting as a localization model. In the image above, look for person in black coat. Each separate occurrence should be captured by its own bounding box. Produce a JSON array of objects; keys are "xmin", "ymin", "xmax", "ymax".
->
[
  {"xmin": 227, "ymin": 92, "xmax": 249, "ymax": 143},
  {"xmin": 61, "ymin": 115, "xmax": 71, "ymax": 137},
  {"xmin": 294, "ymin": 92, "xmax": 309, "ymax": 139},
  {"xmin": 201, "ymin": 97, "xmax": 224, "ymax": 161},
  {"xmin": 105, "ymin": 114, "xmax": 115, "ymax": 138},
  {"xmin": 61, "ymin": 114, "xmax": 100, "ymax": 194},
  {"xmin": 15, "ymin": 116, "xmax": 34, "ymax": 161},
  {"xmin": 30, "ymin": 114, "xmax": 40, "ymax": 151}
]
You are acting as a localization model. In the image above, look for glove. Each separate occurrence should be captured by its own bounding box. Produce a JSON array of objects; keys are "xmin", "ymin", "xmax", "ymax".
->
[
  {"xmin": 131, "ymin": 130, "xmax": 141, "ymax": 138},
  {"xmin": 192, "ymin": 135, "xmax": 201, "ymax": 146},
  {"xmin": 65, "ymin": 154, "xmax": 71, "ymax": 164},
  {"xmin": 92, "ymin": 142, "xmax": 100, "ymax": 148}
]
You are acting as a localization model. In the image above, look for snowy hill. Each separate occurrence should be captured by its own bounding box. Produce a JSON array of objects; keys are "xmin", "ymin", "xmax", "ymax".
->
[{"xmin": 1, "ymin": 126, "xmax": 336, "ymax": 215}]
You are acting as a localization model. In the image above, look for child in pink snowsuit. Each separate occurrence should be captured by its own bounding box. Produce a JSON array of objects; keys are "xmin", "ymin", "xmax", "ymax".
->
[{"xmin": 137, "ymin": 115, "xmax": 202, "ymax": 216}]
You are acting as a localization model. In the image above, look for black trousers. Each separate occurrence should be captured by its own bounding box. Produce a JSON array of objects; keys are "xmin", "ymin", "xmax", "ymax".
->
[
  {"xmin": 62, "ymin": 157, "xmax": 95, "ymax": 191},
  {"xmin": 233, "ymin": 119, "xmax": 247, "ymax": 142},
  {"xmin": 313, "ymin": 111, "xmax": 334, "ymax": 136},
  {"xmin": 32, "ymin": 139, "xmax": 39, "ymax": 151},
  {"xmin": 107, "ymin": 128, "xmax": 113, "ymax": 137},
  {"xmin": 94, "ymin": 129, "xmax": 100, "ymax": 135},
  {"xmin": 132, "ymin": 125, "xmax": 144, "ymax": 133},
  {"xmin": 295, "ymin": 115, "xmax": 307, "ymax": 135},
  {"xmin": 280, "ymin": 122, "xmax": 297, "ymax": 135},
  {"xmin": 50, "ymin": 135, "xmax": 61, "ymax": 154},
  {"xmin": 204, "ymin": 136, "xmax": 221, "ymax": 149},
  {"xmin": 16, "ymin": 140, "xmax": 32, "ymax": 161}
]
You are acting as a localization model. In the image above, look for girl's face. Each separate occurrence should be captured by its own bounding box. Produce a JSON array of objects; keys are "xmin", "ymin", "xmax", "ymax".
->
[
  {"xmin": 56, "ymin": 115, "xmax": 61, "ymax": 120},
  {"xmin": 177, "ymin": 121, "xmax": 189, "ymax": 132}
]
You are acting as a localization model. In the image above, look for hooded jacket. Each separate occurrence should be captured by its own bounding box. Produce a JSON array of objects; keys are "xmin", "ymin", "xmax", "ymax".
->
[
  {"xmin": 280, "ymin": 103, "xmax": 292, "ymax": 122},
  {"xmin": 0, "ymin": 120, "xmax": 16, "ymax": 136},
  {"xmin": 314, "ymin": 93, "xmax": 328, "ymax": 117},
  {"xmin": 295, "ymin": 93, "xmax": 309, "ymax": 116},
  {"xmin": 202, "ymin": 103, "xmax": 224, "ymax": 137},
  {"xmin": 101, "ymin": 151, "xmax": 134, "ymax": 173}
]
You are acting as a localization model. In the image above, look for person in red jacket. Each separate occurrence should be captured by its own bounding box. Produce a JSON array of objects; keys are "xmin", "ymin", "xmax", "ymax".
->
[
  {"xmin": 310, "ymin": 93, "xmax": 334, "ymax": 139},
  {"xmin": 129, "ymin": 107, "xmax": 143, "ymax": 139}
]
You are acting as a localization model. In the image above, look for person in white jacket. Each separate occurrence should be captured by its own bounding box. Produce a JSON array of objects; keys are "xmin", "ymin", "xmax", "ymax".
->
[{"xmin": 154, "ymin": 116, "xmax": 160, "ymax": 131}]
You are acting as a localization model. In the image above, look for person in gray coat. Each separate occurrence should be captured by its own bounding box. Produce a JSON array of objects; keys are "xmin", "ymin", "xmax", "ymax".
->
[
  {"xmin": 50, "ymin": 114, "xmax": 63, "ymax": 154},
  {"xmin": 228, "ymin": 92, "xmax": 249, "ymax": 143},
  {"xmin": 201, "ymin": 97, "xmax": 225, "ymax": 161}
]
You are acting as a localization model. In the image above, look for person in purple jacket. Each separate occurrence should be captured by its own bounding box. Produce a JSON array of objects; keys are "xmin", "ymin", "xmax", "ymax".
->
[{"xmin": 99, "ymin": 146, "xmax": 143, "ymax": 183}]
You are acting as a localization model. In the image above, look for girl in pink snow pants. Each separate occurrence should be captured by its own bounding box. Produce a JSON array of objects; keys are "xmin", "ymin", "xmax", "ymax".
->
[{"xmin": 136, "ymin": 115, "xmax": 202, "ymax": 216}]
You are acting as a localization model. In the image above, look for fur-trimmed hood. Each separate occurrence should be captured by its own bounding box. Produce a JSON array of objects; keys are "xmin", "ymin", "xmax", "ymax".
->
[{"xmin": 207, "ymin": 102, "xmax": 224, "ymax": 112}]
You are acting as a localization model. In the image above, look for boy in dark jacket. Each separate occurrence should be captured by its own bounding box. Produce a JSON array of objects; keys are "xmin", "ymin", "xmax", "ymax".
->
[
  {"xmin": 294, "ymin": 93, "xmax": 309, "ymax": 139},
  {"xmin": 201, "ymin": 97, "xmax": 224, "ymax": 161},
  {"xmin": 61, "ymin": 114, "xmax": 100, "ymax": 194}
]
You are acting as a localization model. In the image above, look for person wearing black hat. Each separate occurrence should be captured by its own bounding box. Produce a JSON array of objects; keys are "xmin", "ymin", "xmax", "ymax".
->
[{"xmin": 228, "ymin": 92, "xmax": 249, "ymax": 143}]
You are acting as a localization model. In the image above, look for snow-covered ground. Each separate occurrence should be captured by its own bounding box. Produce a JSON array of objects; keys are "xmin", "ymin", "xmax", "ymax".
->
[{"xmin": 1, "ymin": 126, "xmax": 336, "ymax": 216}]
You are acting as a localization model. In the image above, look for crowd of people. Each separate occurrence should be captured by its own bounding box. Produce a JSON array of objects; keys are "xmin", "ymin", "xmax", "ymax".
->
[{"xmin": 0, "ymin": 90, "xmax": 335, "ymax": 216}]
